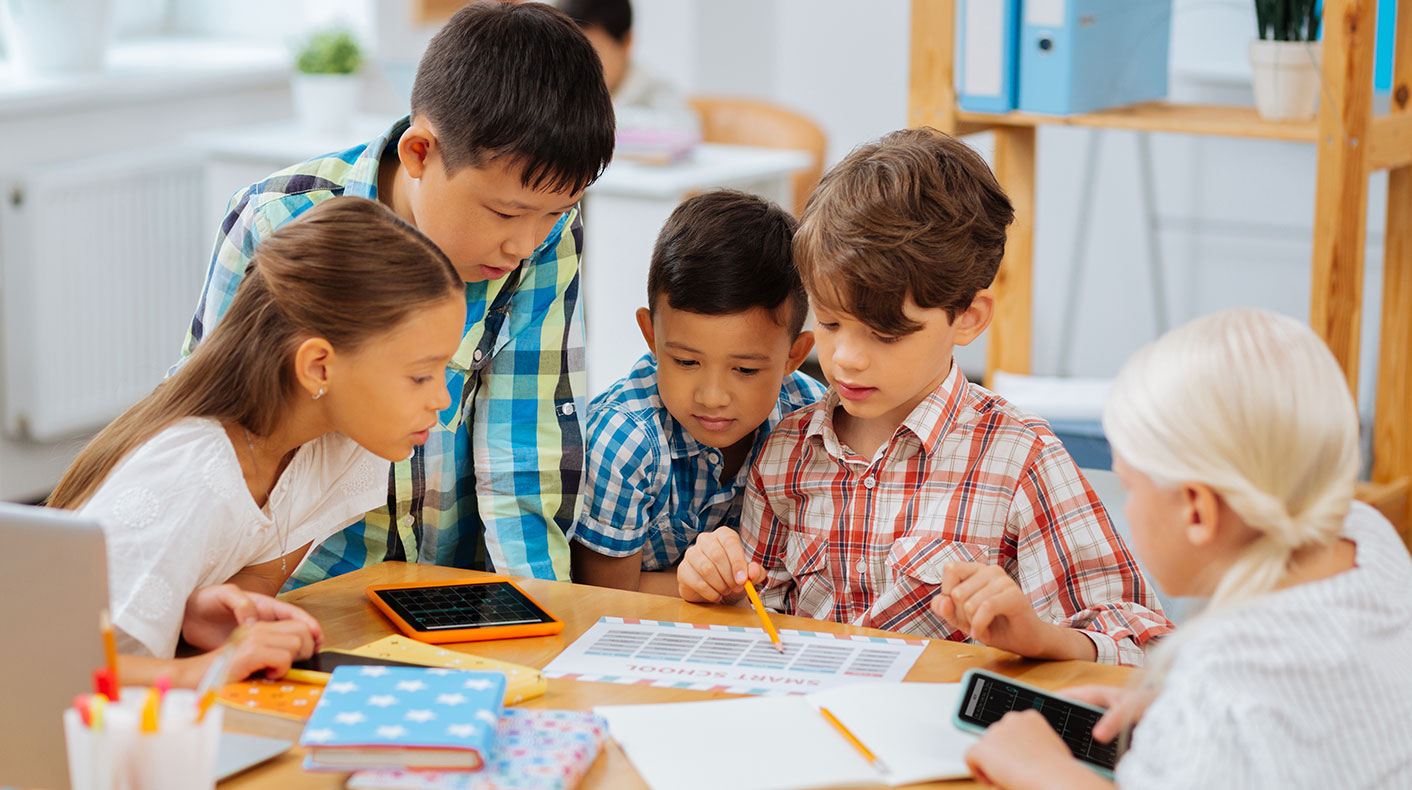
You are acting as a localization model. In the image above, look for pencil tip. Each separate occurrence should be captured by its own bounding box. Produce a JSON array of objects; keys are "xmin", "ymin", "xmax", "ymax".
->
[{"xmin": 774, "ymin": 643, "xmax": 786, "ymax": 654}]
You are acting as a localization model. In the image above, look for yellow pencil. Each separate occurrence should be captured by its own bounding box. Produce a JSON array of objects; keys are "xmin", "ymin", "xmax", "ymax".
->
[
  {"xmin": 742, "ymin": 579, "xmax": 784, "ymax": 654},
  {"xmin": 819, "ymin": 705, "xmax": 890, "ymax": 774},
  {"xmin": 281, "ymin": 668, "xmax": 332, "ymax": 686}
]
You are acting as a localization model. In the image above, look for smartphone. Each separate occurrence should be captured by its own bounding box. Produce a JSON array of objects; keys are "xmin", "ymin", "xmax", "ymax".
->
[
  {"xmin": 289, "ymin": 650, "xmax": 424, "ymax": 673},
  {"xmin": 952, "ymin": 668, "xmax": 1123, "ymax": 777}
]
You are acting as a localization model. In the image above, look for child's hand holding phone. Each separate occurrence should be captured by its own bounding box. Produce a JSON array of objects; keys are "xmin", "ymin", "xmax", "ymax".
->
[
  {"xmin": 678, "ymin": 527, "xmax": 765, "ymax": 604},
  {"xmin": 965, "ymin": 710, "xmax": 1113, "ymax": 790}
]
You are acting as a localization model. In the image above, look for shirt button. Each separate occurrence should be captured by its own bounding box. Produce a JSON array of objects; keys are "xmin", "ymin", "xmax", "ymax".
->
[
  {"xmin": 402, "ymin": 515, "xmax": 415, "ymax": 528},
  {"xmin": 560, "ymin": 402, "xmax": 575, "ymax": 416},
  {"xmin": 855, "ymin": 560, "xmax": 867, "ymax": 574},
  {"xmin": 863, "ymin": 476, "xmax": 876, "ymax": 489},
  {"xmin": 473, "ymin": 349, "xmax": 485, "ymax": 363},
  {"xmin": 706, "ymin": 451, "xmax": 719, "ymax": 464}
]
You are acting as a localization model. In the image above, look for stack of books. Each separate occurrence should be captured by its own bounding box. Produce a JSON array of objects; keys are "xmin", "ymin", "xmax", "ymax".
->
[{"xmin": 298, "ymin": 666, "xmax": 605, "ymax": 790}]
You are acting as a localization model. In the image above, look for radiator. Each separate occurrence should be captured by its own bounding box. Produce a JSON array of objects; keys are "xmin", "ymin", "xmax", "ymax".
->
[{"xmin": 0, "ymin": 150, "xmax": 208, "ymax": 442}]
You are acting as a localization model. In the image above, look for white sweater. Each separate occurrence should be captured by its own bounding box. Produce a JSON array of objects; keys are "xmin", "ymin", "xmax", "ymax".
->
[{"xmin": 1116, "ymin": 502, "xmax": 1412, "ymax": 788}]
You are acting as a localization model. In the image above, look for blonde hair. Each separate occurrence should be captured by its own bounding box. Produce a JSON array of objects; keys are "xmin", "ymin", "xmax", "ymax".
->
[{"xmin": 1102, "ymin": 308, "xmax": 1360, "ymax": 611}]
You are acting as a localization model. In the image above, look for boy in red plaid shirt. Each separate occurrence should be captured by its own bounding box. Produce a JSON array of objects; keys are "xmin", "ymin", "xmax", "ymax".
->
[{"xmin": 678, "ymin": 128, "xmax": 1171, "ymax": 665}]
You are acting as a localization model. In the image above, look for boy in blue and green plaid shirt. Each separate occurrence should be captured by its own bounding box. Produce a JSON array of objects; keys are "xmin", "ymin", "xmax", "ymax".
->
[
  {"xmin": 570, "ymin": 190, "xmax": 824, "ymax": 595},
  {"xmin": 179, "ymin": 2, "xmax": 615, "ymax": 585}
]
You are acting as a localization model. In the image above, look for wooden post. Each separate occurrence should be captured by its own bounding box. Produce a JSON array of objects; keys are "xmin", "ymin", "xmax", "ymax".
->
[
  {"xmin": 1373, "ymin": 0, "xmax": 1412, "ymax": 543},
  {"xmin": 987, "ymin": 126, "xmax": 1036, "ymax": 383},
  {"xmin": 1309, "ymin": 0, "xmax": 1380, "ymax": 395},
  {"xmin": 909, "ymin": 0, "xmax": 962, "ymax": 135}
]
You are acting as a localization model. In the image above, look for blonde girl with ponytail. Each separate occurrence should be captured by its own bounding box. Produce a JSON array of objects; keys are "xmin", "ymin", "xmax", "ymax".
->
[
  {"xmin": 50, "ymin": 197, "xmax": 465, "ymax": 689},
  {"xmin": 964, "ymin": 308, "xmax": 1412, "ymax": 789}
]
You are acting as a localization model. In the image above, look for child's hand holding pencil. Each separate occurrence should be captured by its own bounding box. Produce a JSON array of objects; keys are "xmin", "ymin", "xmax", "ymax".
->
[{"xmin": 678, "ymin": 527, "xmax": 766, "ymax": 604}]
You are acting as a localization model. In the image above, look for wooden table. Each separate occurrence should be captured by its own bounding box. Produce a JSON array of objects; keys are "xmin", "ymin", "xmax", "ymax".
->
[{"xmin": 223, "ymin": 562, "xmax": 1134, "ymax": 789}]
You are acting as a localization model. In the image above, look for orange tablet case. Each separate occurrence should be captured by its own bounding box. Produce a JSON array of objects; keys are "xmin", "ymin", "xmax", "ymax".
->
[{"xmin": 365, "ymin": 577, "xmax": 565, "ymax": 644}]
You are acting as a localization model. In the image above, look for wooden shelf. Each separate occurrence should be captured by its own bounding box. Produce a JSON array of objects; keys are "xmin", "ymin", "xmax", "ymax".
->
[
  {"xmin": 955, "ymin": 102, "xmax": 1320, "ymax": 143},
  {"xmin": 909, "ymin": 0, "xmax": 1412, "ymax": 541}
]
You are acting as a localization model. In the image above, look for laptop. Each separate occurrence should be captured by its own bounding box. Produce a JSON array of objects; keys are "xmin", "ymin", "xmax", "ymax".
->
[
  {"xmin": 0, "ymin": 502, "xmax": 291, "ymax": 788},
  {"xmin": 0, "ymin": 502, "xmax": 109, "ymax": 789}
]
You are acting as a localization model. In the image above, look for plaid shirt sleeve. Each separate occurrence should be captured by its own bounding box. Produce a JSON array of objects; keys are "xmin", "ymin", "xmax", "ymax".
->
[
  {"xmin": 180, "ymin": 186, "xmax": 272, "ymax": 359},
  {"xmin": 742, "ymin": 446, "xmax": 797, "ymax": 613},
  {"xmin": 470, "ymin": 213, "xmax": 586, "ymax": 581},
  {"xmin": 1008, "ymin": 430, "xmax": 1172, "ymax": 665},
  {"xmin": 571, "ymin": 404, "xmax": 666, "ymax": 558}
]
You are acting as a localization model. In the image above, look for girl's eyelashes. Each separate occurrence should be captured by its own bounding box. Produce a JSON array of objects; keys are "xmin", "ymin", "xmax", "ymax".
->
[{"xmin": 672, "ymin": 358, "xmax": 699, "ymax": 368}]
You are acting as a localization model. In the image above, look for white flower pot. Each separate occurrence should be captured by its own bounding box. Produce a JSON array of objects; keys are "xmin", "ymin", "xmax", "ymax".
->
[
  {"xmin": 0, "ymin": 0, "xmax": 112, "ymax": 77},
  {"xmin": 1249, "ymin": 40, "xmax": 1323, "ymax": 122},
  {"xmin": 291, "ymin": 73, "xmax": 362, "ymax": 136}
]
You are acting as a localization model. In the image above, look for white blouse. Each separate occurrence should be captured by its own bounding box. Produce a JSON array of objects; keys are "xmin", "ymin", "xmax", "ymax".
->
[
  {"xmin": 79, "ymin": 417, "xmax": 389, "ymax": 658},
  {"xmin": 1116, "ymin": 502, "xmax": 1412, "ymax": 788}
]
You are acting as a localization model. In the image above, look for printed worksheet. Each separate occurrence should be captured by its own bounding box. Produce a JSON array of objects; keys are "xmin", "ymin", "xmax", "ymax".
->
[{"xmin": 543, "ymin": 617, "xmax": 927, "ymax": 695}]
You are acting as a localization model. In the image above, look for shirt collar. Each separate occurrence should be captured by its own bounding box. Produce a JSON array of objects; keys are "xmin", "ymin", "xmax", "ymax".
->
[
  {"xmin": 344, "ymin": 115, "xmax": 411, "ymax": 200},
  {"xmin": 659, "ymin": 377, "xmax": 796, "ymax": 472},
  {"xmin": 805, "ymin": 361, "xmax": 967, "ymax": 461}
]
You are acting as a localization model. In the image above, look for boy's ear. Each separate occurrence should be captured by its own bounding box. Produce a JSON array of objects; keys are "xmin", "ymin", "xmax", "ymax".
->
[
  {"xmin": 635, "ymin": 307, "xmax": 657, "ymax": 353},
  {"xmin": 784, "ymin": 330, "xmax": 814, "ymax": 374},
  {"xmin": 1182, "ymin": 482, "xmax": 1222, "ymax": 547},
  {"xmin": 952, "ymin": 289, "xmax": 995, "ymax": 347},
  {"xmin": 293, "ymin": 337, "xmax": 336, "ymax": 400},
  {"xmin": 398, "ymin": 122, "xmax": 439, "ymax": 180}
]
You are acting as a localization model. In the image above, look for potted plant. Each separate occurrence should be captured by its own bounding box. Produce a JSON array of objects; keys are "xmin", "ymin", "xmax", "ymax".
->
[
  {"xmin": 1249, "ymin": 0, "xmax": 1323, "ymax": 121},
  {"xmin": 291, "ymin": 28, "xmax": 364, "ymax": 136}
]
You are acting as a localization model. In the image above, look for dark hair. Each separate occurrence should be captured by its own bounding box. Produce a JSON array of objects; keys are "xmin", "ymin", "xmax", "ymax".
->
[
  {"xmin": 794, "ymin": 127, "xmax": 1014, "ymax": 335},
  {"xmin": 648, "ymin": 189, "xmax": 807, "ymax": 336},
  {"xmin": 559, "ymin": 0, "xmax": 632, "ymax": 42},
  {"xmin": 410, "ymin": 1, "xmax": 616, "ymax": 194},
  {"xmin": 49, "ymin": 198, "xmax": 462, "ymax": 510}
]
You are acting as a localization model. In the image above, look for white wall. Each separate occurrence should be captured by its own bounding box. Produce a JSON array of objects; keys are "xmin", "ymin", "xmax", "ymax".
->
[{"xmin": 628, "ymin": 0, "xmax": 1390, "ymax": 422}]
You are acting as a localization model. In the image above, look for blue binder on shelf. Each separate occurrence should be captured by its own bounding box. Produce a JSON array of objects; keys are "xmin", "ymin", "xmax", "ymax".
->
[
  {"xmin": 956, "ymin": 0, "xmax": 1021, "ymax": 114},
  {"xmin": 1017, "ymin": 0, "xmax": 1173, "ymax": 116}
]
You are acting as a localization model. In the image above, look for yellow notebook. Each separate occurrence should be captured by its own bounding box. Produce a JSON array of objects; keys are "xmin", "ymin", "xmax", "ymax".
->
[{"xmin": 345, "ymin": 635, "xmax": 548, "ymax": 705}]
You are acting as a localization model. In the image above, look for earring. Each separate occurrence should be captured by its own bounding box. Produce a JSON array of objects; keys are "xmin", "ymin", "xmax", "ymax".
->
[{"xmin": 313, "ymin": 387, "xmax": 326, "ymax": 400}]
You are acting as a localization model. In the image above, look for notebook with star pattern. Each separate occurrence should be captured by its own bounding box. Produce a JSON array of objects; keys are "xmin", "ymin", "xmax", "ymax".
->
[{"xmin": 299, "ymin": 666, "xmax": 506, "ymax": 770}]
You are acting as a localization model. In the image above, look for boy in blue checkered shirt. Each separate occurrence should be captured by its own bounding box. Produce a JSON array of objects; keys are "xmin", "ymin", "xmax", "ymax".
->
[{"xmin": 571, "ymin": 190, "xmax": 825, "ymax": 593}]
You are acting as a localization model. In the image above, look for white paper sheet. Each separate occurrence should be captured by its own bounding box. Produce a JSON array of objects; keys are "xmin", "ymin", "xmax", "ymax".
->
[
  {"xmin": 596, "ymin": 682, "xmax": 975, "ymax": 790},
  {"xmin": 543, "ymin": 617, "xmax": 927, "ymax": 695}
]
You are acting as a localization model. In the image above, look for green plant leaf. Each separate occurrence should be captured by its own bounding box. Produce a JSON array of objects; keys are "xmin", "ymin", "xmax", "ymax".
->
[
  {"xmin": 295, "ymin": 29, "xmax": 363, "ymax": 75},
  {"xmin": 1252, "ymin": 0, "xmax": 1321, "ymax": 42}
]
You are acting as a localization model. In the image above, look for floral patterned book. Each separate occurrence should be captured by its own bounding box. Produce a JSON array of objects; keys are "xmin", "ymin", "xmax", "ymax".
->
[{"xmin": 343, "ymin": 709, "xmax": 608, "ymax": 790}]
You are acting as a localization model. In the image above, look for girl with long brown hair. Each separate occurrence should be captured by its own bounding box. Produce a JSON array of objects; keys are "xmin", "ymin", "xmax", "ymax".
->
[{"xmin": 51, "ymin": 197, "xmax": 465, "ymax": 687}]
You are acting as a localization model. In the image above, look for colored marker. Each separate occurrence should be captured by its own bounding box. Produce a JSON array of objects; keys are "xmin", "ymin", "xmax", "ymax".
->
[{"xmin": 99, "ymin": 609, "xmax": 120, "ymax": 702}]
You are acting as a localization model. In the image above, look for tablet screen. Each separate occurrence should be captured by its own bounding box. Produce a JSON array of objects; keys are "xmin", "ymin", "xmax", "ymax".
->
[
  {"xmin": 957, "ymin": 672, "xmax": 1120, "ymax": 771},
  {"xmin": 372, "ymin": 582, "xmax": 557, "ymax": 632}
]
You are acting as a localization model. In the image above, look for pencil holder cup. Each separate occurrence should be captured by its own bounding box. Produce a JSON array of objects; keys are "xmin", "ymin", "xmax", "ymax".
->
[{"xmin": 64, "ymin": 687, "xmax": 224, "ymax": 790}]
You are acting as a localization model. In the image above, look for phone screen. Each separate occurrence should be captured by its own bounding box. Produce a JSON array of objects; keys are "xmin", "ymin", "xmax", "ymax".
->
[{"xmin": 957, "ymin": 672, "xmax": 1121, "ymax": 771}]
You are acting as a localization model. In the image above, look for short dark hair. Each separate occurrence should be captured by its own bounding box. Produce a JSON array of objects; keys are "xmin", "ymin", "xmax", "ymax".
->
[
  {"xmin": 410, "ymin": 1, "xmax": 616, "ymax": 194},
  {"xmin": 794, "ymin": 127, "xmax": 1014, "ymax": 335},
  {"xmin": 559, "ymin": 0, "xmax": 632, "ymax": 42},
  {"xmin": 648, "ymin": 190, "xmax": 808, "ymax": 336}
]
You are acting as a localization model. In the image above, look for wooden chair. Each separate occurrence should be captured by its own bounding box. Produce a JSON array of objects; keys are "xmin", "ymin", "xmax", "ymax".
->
[{"xmin": 687, "ymin": 96, "xmax": 827, "ymax": 218}]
